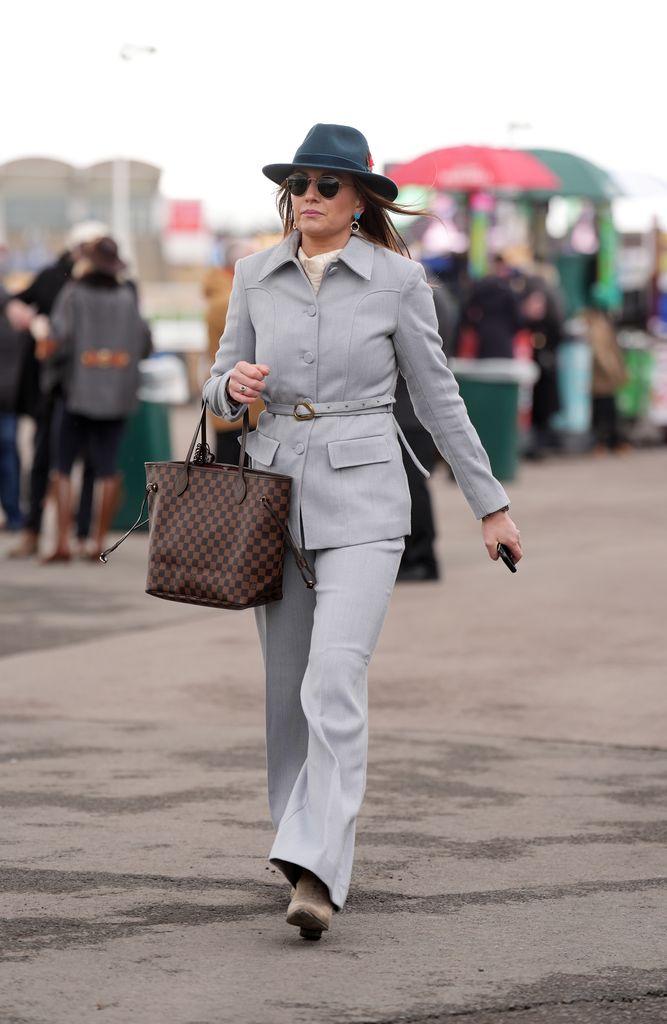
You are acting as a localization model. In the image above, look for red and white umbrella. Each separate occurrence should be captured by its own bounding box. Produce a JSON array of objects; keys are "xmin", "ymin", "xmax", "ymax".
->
[{"xmin": 391, "ymin": 145, "xmax": 559, "ymax": 192}]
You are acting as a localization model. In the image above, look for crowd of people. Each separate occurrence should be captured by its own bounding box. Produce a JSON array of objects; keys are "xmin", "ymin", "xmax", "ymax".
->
[
  {"xmin": 424, "ymin": 252, "xmax": 632, "ymax": 453},
  {"xmin": 0, "ymin": 221, "xmax": 639, "ymax": 570},
  {"xmin": 387, "ymin": 252, "xmax": 633, "ymax": 581},
  {"xmin": 0, "ymin": 222, "xmax": 151, "ymax": 560}
]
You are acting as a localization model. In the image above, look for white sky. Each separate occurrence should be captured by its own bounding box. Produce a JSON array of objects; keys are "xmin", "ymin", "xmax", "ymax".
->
[{"xmin": 3, "ymin": 0, "xmax": 666, "ymax": 231}]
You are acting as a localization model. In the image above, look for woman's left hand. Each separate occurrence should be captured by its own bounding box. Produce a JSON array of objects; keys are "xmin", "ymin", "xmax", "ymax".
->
[{"xmin": 481, "ymin": 510, "xmax": 523, "ymax": 564}]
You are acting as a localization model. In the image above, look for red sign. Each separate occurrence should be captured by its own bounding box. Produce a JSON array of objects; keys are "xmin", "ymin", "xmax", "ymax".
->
[{"xmin": 166, "ymin": 200, "xmax": 204, "ymax": 233}]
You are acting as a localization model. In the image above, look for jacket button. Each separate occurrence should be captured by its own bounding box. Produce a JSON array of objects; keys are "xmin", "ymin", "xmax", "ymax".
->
[
  {"xmin": 303, "ymin": 351, "xmax": 315, "ymax": 363},
  {"xmin": 306, "ymin": 305, "xmax": 317, "ymax": 316},
  {"xmin": 294, "ymin": 442, "xmax": 305, "ymax": 455}
]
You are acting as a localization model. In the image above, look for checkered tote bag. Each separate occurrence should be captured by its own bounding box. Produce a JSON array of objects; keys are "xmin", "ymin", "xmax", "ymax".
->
[{"xmin": 101, "ymin": 405, "xmax": 315, "ymax": 609}]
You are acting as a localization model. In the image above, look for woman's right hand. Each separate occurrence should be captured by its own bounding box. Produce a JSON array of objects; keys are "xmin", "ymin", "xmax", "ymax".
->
[{"xmin": 226, "ymin": 361, "xmax": 270, "ymax": 404}]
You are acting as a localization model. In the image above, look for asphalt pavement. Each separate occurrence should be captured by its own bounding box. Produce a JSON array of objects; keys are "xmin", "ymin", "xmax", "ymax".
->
[{"xmin": 1, "ymin": 418, "xmax": 666, "ymax": 1024}]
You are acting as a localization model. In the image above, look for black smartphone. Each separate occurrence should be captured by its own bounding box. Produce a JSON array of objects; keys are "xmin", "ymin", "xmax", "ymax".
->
[{"xmin": 497, "ymin": 543, "xmax": 517, "ymax": 573}]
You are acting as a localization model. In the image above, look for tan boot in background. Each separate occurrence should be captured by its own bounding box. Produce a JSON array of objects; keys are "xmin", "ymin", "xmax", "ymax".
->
[
  {"xmin": 286, "ymin": 869, "xmax": 333, "ymax": 940},
  {"xmin": 7, "ymin": 530, "xmax": 39, "ymax": 559}
]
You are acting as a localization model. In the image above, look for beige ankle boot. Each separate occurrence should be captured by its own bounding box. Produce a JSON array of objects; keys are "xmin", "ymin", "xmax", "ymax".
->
[{"xmin": 286, "ymin": 869, "xmax": 333, "ymax": 940}]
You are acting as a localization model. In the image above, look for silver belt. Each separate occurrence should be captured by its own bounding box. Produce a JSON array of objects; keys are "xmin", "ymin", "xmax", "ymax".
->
[
  {"xmin": 264, "ymin": 394, "xmax": 429, "ymax": 479},
  {"xmin": 265, "ymin": 395, "xmax": 395, "ymax": 421}
]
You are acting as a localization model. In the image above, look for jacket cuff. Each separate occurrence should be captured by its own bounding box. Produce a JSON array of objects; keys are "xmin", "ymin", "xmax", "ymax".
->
[
  {"xmin": 204, "ymin": 369, "xmax": 244, "ymax": 421},
  {"xmin": 481, "ymin": 503, "xmax": 510, "ymax": 521},
  {"xmin": 476, "ymin": 495, "xmax": 511, "ymax": 521}
]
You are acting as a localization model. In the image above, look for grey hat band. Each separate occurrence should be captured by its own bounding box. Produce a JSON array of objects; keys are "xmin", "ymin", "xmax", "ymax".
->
[{"xmin": 293, "ymin": 153, "xmax": 368, "ymax": 172}]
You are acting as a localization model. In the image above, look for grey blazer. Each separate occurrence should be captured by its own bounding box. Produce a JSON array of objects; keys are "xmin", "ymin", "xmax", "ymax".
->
[
  {"xmin": 50, "ymin": 280, "xmax": 151, "ymax": 419},
  {"xmin": 203, "ymin": 232, "xmax": 509, "ymax": 549}
]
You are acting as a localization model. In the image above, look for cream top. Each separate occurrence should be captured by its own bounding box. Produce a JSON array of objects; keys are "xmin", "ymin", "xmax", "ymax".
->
[{"xmin": 297, "ymin": 246, "xmax": 342, "ymax": 293}]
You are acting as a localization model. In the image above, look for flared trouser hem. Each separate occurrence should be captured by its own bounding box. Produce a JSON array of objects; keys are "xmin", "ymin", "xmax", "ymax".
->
[{"xmin": 255, "ymin": 537, "xmax": 404, "ymax": 911}]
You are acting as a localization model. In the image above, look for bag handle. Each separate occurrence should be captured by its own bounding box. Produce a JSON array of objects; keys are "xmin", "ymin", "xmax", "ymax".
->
[
  {"xmin": 177, "ymin": 402, "xmax": 250, "ymax": 503},
  {"xmin": 234, "ymin": 409, "xmax": 250, "ymax": 503},
  {"xmin": 261, "ymin": 496, "xmax": 315, "ymax": 588},
  {"xmin": 99, "ymin": 483, "xmax": 155, "ymax": 563}
]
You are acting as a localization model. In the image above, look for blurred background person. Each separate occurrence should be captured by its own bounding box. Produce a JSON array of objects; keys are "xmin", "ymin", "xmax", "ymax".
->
[
  {"xmin": 43, "ymin": 236, "xmax": 152, "ymax": 562},
  {"xmin": 0, "ymin": 289, "xmax": 36, "ymax": 531},
  {"xmin": 515, "ymin": 274, "xmax": 565, "ymax": 460},
  {"xmin": 394, "ymin": 273, "xmax": 459, "ymax": 582},
  {"xmin": 458, "ymin": 255, "xmax": 521, "ymax": 359},
  {"xmin": 203, "ymin": 238, "xmax": 263, "ymax": 465},
  {"xmin": 8, "ymin": 220, "xmax": 108, "ymax": 558},
  {"xmin": 585, "ymin": 305, "xmax": 629, "ymax": 453}
]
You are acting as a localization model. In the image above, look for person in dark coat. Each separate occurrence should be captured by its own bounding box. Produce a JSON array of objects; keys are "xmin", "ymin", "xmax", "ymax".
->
[
  {"xmin": 459, "ymin": 255, "xmax": 521, "ymax": 359},
  {"xmin": 394, "ymin": 274, "xmax": 459, "ymax": 581},
  {"xmin": 8, "ymin": 221, "xmax": 108, "ymax": 558},
  {"xmin": 515, "ymin": 274, "xmax": 565, "ymax": 458},
  {"xmin": 0, "ymin": 288, "xmax": 36, "ymax": 529}
]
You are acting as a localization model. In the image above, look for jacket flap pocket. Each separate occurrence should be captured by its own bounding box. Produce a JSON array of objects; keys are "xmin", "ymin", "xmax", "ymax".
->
[
  {"xmin": 327, "ymin": 435, "xmax": 391, "ymax": 469},
  {"xmin": 242, "ymin": 430, "xmax": 279, "ymax": 467}
]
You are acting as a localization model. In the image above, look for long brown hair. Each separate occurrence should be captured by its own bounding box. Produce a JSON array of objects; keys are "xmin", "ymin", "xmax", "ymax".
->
[{"xmin": 276, "ymin": 176, "xmax": 430, "ymax": 257}]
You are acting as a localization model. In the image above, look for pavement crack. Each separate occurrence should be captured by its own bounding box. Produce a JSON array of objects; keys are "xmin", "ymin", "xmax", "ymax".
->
[
  {"xmin": 364, "ymin": 989, "xmax": 667, "ymax": 1024},
  {"xmin": 0, "ymin": 785, "xmax": 252, "ymax": 814}
]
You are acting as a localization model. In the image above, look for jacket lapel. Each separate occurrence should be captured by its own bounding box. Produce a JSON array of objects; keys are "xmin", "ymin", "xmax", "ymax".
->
[{"xmin": 257, "ymin": 232, "xmax": 300, "ymax": 281}]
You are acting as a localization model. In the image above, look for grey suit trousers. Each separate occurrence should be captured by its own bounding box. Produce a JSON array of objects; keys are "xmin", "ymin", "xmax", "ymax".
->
[{"xmin": 255, "ymin": 536, "xmax": 404, "ymax": 910}]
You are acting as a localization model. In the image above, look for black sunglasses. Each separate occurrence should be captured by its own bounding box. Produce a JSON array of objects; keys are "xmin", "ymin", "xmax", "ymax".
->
[{"xmin": 285, "ymin": 174, "xmax": 350, "ymax": 199}]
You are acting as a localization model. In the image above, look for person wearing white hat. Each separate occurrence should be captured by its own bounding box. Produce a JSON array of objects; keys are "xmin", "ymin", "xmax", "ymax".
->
[{"xmin": 65, "ymin": 220, "xmax": 110, "ymax": 253}]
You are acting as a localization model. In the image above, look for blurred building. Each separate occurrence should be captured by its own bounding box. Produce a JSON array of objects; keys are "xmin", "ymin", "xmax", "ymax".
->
[{"xmin": 0, "ymin": 157, "xmax": 166, "ymax": 280}]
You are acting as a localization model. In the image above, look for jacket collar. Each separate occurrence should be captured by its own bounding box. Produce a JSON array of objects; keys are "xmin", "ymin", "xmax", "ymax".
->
[
  {"xmin": 257, "ymin": 231, "xmax": 374, "ymax": 282},
  {"xmin": 337, "ymin": 234, "xmax": 375, "ymax": 280}
]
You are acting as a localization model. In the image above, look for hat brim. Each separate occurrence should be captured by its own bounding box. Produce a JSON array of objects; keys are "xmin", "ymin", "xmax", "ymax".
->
[{"xmin": 262, "ymin": 161, "xmax": 398, "ymax": 202}]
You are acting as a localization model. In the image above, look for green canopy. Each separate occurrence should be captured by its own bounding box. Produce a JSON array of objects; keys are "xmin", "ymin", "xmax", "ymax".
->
[{"xmin": 522, "ymin": 149, "xmax": 622, "ymax": 202}]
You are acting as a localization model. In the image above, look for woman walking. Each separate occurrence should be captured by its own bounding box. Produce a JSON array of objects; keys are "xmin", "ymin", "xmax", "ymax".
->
[
  {"xmin": 44, "ymin": 237, "xmax": 151, "ymax": 562},
  {"xmin": 203, "ymin": 124, "xmax": 522, "ymax": 940}
]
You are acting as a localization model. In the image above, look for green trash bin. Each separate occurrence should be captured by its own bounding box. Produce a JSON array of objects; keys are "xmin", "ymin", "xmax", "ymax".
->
[
  {"xmin": 448, "ymin": 358, "xmax": 539, "ymax": 481},
  {"xmin": 112, "ymin": 355, "xmax": 188, "ymax": 530},
  {"xmin": 617, "ymin": 347, "xmax": 655, "ymax": 419},
  {"xmin": 113, "ymin": 401, "xmax": 172, "ymax": 530}
]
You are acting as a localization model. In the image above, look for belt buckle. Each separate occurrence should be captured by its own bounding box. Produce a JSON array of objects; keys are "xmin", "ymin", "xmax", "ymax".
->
[{"xmin": 293, "ymin": 400, "xmax": 316, "ymax": 421}]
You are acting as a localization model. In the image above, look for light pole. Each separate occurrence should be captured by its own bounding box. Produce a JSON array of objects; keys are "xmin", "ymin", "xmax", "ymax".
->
[
  {"xmin": 506, "ymin": 121, "xmax": 533, "ymax": 148},
  {"xmin": 112, "ymin": 156, "xmax": 132, "ymax": 268},
  {"xmin": 112, "ymin": 44, "xmax": 156, "ymax": 273}
]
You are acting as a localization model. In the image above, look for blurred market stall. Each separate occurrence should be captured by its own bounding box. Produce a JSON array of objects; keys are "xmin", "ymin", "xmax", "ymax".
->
[{"xmin": 390, "ymin": 145, "xmax": 559, "ymax": 278}]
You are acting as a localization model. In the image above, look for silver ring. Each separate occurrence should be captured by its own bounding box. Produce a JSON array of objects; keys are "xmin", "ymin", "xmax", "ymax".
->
[{"xmin": 238, "ymin": 384, "xmax": 247, "ymax": 393}]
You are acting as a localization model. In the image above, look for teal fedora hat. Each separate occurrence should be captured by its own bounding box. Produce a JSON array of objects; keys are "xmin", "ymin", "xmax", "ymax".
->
[{"xmin": 263, "ymin": 123, "xmax": 398, "ymax": 201}]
